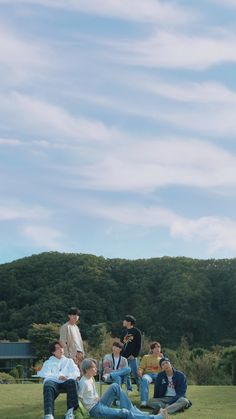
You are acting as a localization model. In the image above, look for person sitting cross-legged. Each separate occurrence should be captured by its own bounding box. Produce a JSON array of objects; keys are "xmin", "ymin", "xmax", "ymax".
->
[
  {"xmin": 138, "ymin": 341, "xmax": 163, "ymax": 407},
  {"xmin": 78, "ymin": 358, "xmax": 169, "ymax": 419},
  {"xmin": 148, "ymin": 357, "xmax": 192, "ymax": 415},
  {"xmin": 37, "ymin": 340, "xmax": 80, "ymax": 419},
  {"xmin": 102, "ymin": 341, "xmax": 131, "ymax": 389}
]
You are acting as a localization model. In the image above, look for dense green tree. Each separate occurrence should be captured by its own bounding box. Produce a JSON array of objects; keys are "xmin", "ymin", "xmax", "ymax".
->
[
  {"xmin": 0, "ymin": 252, "xmax": 236, "ymax": 349},
  {"xmin": 27, "ymin": 322, "xmax": 60, "ymax": 360}
]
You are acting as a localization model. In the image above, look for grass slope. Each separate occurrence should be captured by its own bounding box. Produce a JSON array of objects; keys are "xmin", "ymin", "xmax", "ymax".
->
[{"xmin": 0, "ymin": 384, "xmax": 235, "ymax": 419}]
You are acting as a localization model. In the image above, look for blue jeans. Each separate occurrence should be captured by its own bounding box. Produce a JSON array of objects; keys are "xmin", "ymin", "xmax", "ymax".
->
[
  {"xmin": 126, "ymin": 358, "xmax": 139, "ymax": 391},
  {"xmin": 89, "ymin": 383, "xmax": 164, "ymax": 419},
  {"xmin": 110, "ymin": 367, "xmax": 131, "ymax": 388},
  {"xmin": 140, "ymin": 373, "xmax": 158, "ymax": 403}
]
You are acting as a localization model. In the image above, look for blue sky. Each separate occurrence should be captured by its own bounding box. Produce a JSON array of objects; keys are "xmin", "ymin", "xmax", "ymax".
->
[{"xmin": 1, "ymin": 0, "xmax": 236, "ymax": 263}]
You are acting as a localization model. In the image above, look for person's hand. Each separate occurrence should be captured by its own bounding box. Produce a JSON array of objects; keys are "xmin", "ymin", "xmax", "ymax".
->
[
  {"xmin": 128, "ymin": 355, "xmax": 135, "ymax": 360},
  {"xmin": 137, "ymin": 369, "xmax": 143, "ymax": 377},
  {"xmin": 59, "ymin": 375, "xmax": 68, "ymax": 381}
]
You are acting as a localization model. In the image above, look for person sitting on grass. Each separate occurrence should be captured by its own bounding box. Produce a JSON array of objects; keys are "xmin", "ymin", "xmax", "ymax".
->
[
  {"xmin": 37, "ymin": 340, "xmax": 80, "ymax": 419},
  {"xmin": 138, "ymin": 341, "xmax": 163, "ymax": 407},
  {"xmin": 102, "ymin": 341, "xmax": 131, "ymax": 389},
  {"xmin": 148, "ymin": 357, "xmax": 192, "ymax": 415},
  {"xmin": 78, "ymin": 358, "xmax": 169, "ymax": 419}
]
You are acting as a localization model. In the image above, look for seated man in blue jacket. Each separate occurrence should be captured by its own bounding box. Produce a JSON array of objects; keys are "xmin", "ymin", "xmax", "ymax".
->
[{"xmin": 148, "ymin": 357, "xmax": 191, "ymax": 415}]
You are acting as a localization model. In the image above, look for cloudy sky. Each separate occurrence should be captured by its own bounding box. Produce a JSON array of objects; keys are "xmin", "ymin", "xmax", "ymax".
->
[{"xmin": 1, "ymin": 0, "xmax": 236, "ymax": 263}]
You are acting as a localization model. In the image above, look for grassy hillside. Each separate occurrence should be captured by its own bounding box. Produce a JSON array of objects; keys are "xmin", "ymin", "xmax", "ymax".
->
[
  {"xmin": 1, "ymin": 251, "xmax": 236, "ymax": 347},
  {"xmin": 0, "ymin": 384, "xmax": 235, "ymax": 419}
]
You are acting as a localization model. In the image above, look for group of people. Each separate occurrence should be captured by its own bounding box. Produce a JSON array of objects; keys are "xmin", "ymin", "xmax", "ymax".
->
[{"xmin": 37, "ymin": 308, "xmax": 191, "ymax": 419}]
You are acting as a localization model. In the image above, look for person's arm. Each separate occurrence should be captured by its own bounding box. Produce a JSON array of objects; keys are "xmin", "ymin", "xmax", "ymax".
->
[
  {"xmin": 103, "ymin": 355, "xmax": 112, "ymax": 374},
  {"xmin": 138, "ymin": 355, "xmax": 146, "ymax": 376},
  {"xmin": 132, "ymin": 329, "xmax": 141, "ymax": 357},
  {"xmin": 60, "ymin": 359, "xmax": 81, "ymax": 380},
  {"xmin": 37, "ymin": 360, "xmax": 57, "ymax": 380},
  {"xmin": 60, "ymin": 324, "xmax": 69, "ymax": 356}
]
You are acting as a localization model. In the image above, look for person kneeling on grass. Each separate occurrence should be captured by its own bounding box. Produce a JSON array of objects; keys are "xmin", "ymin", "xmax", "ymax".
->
[
  {"xmin": 37, "ymin": 340, "xmax": 80, "ymax": 419},
  {"xmin": 78, "ymin": 358, "xmax": 169, "ymax": 419},
  {"xmin": 148, "ymin": 357, "xmax": 192, "ymax": 415}
]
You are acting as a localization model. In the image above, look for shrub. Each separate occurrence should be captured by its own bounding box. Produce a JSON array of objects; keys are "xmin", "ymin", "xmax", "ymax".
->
[{"xmin": 0, "ymin": 372, "xmax": 16, "ymax": 383}]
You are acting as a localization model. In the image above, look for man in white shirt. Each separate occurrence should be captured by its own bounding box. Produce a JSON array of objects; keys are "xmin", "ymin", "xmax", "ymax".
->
[
  {"xmin": 60, "ymin": 307, "xmax": 84, "ymax": 361},
  {"xmin": 37, "ymin": 341, "xmax": 80, "ymax": 419},
  {"xmin": 78, "ymin": 358, "xmax": 169, "ymax": 419}
]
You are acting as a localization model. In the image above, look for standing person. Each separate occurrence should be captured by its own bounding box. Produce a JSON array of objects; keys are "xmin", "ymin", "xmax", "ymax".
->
[
  {"xmin": 149, "ymin": 357, "xmax": 192, "ymax": 415},
  {"xmin": 120, "ymin": 315, "xmax": 141, "ymax": 391},
  {"xmin": 60, "ymin": 307, "xmax": 84, "ymax": 361},
  {"xmin": 78, "ymin": 358, "xmax": 169, "ymax": 419},
  {"xmin": 37, "ymin": 341, "xmax": 80, "ymax": 419},
  {"xmin": 75, "ymin": 350, "xmax": 84, "ymax": 376},
  {"xmin": 138, "ymin": 342, "xmax": 163, "ymax": 407},
  {"xmin": 102, "ymin": 341, "xmax": 131, "ymax": 388}
]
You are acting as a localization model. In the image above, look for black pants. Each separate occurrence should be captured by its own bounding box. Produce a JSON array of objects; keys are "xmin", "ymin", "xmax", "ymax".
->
[{"xmin": 43, "ymin": 379, "xmax": 78, "ymax": 415}]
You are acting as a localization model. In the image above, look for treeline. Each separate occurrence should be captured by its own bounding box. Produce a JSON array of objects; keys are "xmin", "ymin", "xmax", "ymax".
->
[{"xmin": 0, "ymin": 252, "xmax": 236, "ymax": 348}]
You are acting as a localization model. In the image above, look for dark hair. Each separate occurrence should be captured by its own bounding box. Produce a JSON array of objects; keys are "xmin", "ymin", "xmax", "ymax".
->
[
  {"xmin": 150, "ymin": 341, "xmax": 161, "ymax": 351},
  {"xmin": 68, "ymin": 307, "xmax": 81, "ymax": 315},
  {"xmin": 112, "ymin": 341, "xmax": 123, "ymax": 349},
  {"xmin": 49, "ymin": 341, "xmax": 63, "ymax": 355},
  {"xmin": 124, "ymin": 314, "xmax": 136, "ymax": 325},
  {"xmin": 159, "ymin": 357, "xmax": 171, "ymax": 367}
]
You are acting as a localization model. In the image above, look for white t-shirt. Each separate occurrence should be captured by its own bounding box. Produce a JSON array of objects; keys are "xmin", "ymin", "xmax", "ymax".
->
[
  {"xmin": 165, "ymin": 375, "xmax": 176, "ymax": 397},
  {"xmin": 78, "ymin": 376, "xmax": 100, "ymax": 411},
  {"xmin": 69, "ymin": 324, "xmax": 84, "ymax": 352},
  {"xmin": 113, "ymin": 356, "xmax": 120, "ymax": 370}
]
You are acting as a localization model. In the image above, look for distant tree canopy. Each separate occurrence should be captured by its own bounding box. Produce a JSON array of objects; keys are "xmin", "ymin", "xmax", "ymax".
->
[
  {"xmin": 28, "ymin": 322, "xmax": 61, "ymax": 360},
  {"xmin": 0, "ymin": 251, "xmax": 236, "ymax": 348}
]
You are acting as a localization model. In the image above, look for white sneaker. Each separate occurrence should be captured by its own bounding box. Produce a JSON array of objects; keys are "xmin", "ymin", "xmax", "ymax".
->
[
  {"xmin": 140, "ymin": 401, "xmax": 147, "ymax": 407},
  {"xmin": 64, "ymin": 410, "xmax": 74, "ymax": 419},
  {"xmin": 44, "ymin": 415, "xmax": 54, "ymax": 419},
  {"xmin": 102, "ymin": 373, "xmax": 110, "ymax": 382}
]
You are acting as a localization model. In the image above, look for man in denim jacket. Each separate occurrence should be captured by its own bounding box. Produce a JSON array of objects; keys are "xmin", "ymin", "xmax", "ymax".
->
[{"xmin": 148, "ymin": 357, "xmax": 191, "ymax": 415}]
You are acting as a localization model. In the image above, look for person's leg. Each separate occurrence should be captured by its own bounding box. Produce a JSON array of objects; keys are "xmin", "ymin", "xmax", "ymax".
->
[
  {"xmin": 110, "ymin": 367, "xmax": 131, "ymax": 388},
  {"xmin": 140, "ymin": 374, "xmax": 152, "ymax": 404},
  {"xmin": 128, "ymin": 358, "xmax": 140, "ymax": 389},
  {"xmin": 90, "ymin": 401, "xmax": 168, "ymax": 419},
  {"xmin": 90, "ymin": 401, "xmax": 129, "ymax": 419},
  {"xmin": 100, "ymin": 383, "xmax": 133, "ymax": 409},
  {"xmin": 60, "ymin": 379, "xmax": 78, "ymax": 410},
  {"xmin": 43, "ymin": 380, "xmax": 60, "ymax": 416},
  {"xmin": 166, "ymin": 397, "xmax": 189, "ymax": 414},
  {"xmin": 147, "ymin": 397, "xmax": 171, "ymax": 410}
]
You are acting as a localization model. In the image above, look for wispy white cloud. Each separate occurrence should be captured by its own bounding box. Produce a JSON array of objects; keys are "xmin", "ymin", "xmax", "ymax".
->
[
  {"xmin": 22, "ymin": 224, "xmax": 63, "ymax": 249},
  {"xmin": 75, "ymin": 80, "xmax": 236, "ymax": 137},
  {"xmin": 105, "ymin": 30, "xmax": 236, "ymax": 70},
  {"xmin": 0, "ymin": 0, "xmax": 192, "ymax": 25},
  {"xmin": 0, "ymin": 138, "xmax": 22, "ymax": 145},
  {"xmin": 129, "ymin": 77, "xmax": 236, "ymax": 104},
  {"xmin": 212, "ymin": 0, "xmax": 236, "ymax": 7},
  {"xmin": 0, "ymin": 92, "xmax": 124, "ymax": 142},
  {"xmin": 79, "ymin": 200, "xmax": 236, "ymax": 254},
  {"xmin": 0, "ymin": 25, "xmax": 50, "ymax": 84},
  {"xmin": 61, "ymin": 138, "xmax": 236, "ymax": 192},
  {"xmin": 0, "ymin": 201, "xmax": 50, "ymax": 220}
]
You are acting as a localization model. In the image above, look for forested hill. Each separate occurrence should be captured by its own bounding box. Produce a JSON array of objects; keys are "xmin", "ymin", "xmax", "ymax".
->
[{"xmin": 0, "ymin": 252, "xmax": 236, "ymax": 348}]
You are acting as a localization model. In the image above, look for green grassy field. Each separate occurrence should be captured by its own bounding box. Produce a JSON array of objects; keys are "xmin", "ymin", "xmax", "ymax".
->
[{"xmin": 0, "ymin": 384, "xmax": 235, "ymax": 419}]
